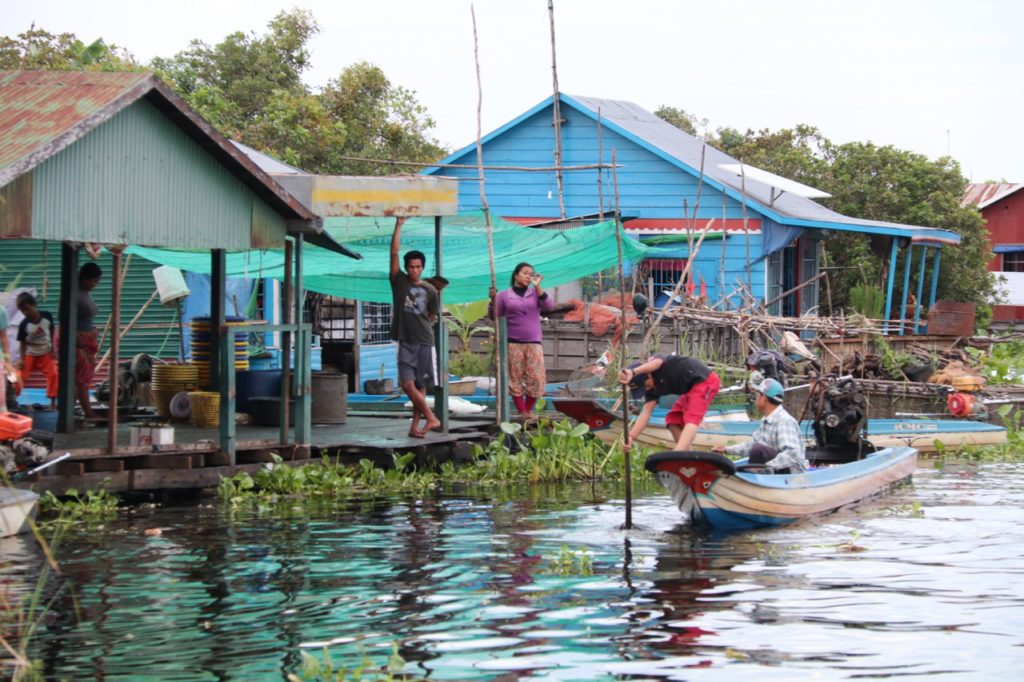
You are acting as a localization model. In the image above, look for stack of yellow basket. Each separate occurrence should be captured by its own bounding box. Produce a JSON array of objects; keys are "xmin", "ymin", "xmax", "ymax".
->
[
  {"xmin": 151, "ymin": 364, "xmax": 199, "ymax": 418},
  {"xmin": 188, "ymin": 391, "xmax": 221, "ymax": 428}
]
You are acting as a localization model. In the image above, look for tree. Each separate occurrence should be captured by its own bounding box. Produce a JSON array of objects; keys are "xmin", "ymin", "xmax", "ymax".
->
[
  {"xmin": 0, "ymin": 26, "xmax": 137, "ymax": 71},
  {"xmin": 320, "ymin": 61, "xmax": 446, "ymax": 175},
  {"xmin": 150, "ymin": 10, "xmax": 444, "ymax": 175},
  {"xmin": 654, "ymin": 105, "xmax": 706, "ymax": 138},
  {"xmin": 660, "ymin": 106, "xmax": 993, "ymax": 314}
]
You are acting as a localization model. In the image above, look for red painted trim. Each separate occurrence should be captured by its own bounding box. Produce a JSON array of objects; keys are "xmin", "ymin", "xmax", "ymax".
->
[
  {"xmin": 501, "ymin": 217, "xmax": 760, "ymax": 232},
  {"xmin": 625, "ymin": 218, "xmax": 759, "ymax": 232}
]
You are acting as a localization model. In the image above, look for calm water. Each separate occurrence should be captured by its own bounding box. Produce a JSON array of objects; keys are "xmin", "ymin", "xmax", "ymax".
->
[{"xmin": 4, "ymin": 461, "xmax": 1024, "ymax": 680}]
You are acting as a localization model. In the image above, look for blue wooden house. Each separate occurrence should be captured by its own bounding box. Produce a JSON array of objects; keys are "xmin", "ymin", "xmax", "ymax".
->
[{"xmin": 424, "ymin": 94, "xmax": 961, "ymax": 325}]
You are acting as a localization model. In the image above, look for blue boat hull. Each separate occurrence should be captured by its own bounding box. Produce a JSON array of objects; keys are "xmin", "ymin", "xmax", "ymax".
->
[{"xmin": 645, "ymin": 446, "xmax": 918, "ymax": 530}]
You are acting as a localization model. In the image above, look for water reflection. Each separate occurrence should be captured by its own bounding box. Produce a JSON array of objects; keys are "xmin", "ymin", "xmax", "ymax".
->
[{"xmin": 4, "ymin": 463, "xmax": 1024, "ymax": 679}]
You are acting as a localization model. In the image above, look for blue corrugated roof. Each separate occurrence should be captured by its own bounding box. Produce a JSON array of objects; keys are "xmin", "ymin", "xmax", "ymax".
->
[{"xmin": 427, "ymin": 93, "xmax": 961, "ymax": 245}]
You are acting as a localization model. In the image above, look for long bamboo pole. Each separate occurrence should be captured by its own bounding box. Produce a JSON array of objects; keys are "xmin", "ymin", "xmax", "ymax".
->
[
  {"xmin": 94, "ymin": 289, "xmax": 159, "ymax": 374},
  {"xmin": 612, "ymin": 148, "xmax": 632, "ymax": 530},
  {"xmin": 471, "ymin": 5, "xmax": 503, "ymax": 424},
  {"xmin": 548, "ymin": 0, "xmax": 565, "ymax": 219}
]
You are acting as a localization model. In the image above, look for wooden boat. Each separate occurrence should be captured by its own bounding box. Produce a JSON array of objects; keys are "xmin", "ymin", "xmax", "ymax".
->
[
  {"xmin": 553, "ymin": 398, "xmax": 1007, "ymax": 453},
  {"xmin": 1, "ymin": 487, "xmax": 39, "ymax": 538},
  {"xmin": 644, "ymin": 446, "xmax": 918, "ymax": 530}
]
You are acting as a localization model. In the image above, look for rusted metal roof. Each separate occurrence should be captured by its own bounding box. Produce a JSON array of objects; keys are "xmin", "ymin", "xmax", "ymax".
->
[
  {"xmin": 0, "ymin": 70, "xmax": 316, "ymax": 224},
  {"xmin": 961, "ymin": 182, "xmax": 1024, "ymax": 209}
]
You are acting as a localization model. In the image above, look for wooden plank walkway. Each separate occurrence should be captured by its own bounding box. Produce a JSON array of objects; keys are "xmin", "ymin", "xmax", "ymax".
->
[{"xmin": 20, "ymin": 414, "xmax": 495, "ymax": 495}]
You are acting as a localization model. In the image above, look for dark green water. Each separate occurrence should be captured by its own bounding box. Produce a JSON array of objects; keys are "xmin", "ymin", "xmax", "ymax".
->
[{"xmin": 4, "ymin": 461, "xmax": 1024, "ymax": 680}]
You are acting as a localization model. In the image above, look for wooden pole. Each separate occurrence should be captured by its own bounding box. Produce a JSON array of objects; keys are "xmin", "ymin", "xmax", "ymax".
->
[
  {"xmin": 548, "ymin": 0, "xmax": 566, "ymax": 219},
  {"xmin": 471, "ymin": 5, "xmax": 503, "ymax": 424},
  {"xmin": 94, "ymin": 289, "xmax": 158, "ymax": 374},
  {"xmin": 56, "ymin": 244, "xmax": 79, "ymax": 433},
  {"xmin": 106, "ymin": 249, "xmax": 122, "ymax": 455},
  {"xmin": 612, "ymin": 148, "xmax": 632, "ymax": 530}
]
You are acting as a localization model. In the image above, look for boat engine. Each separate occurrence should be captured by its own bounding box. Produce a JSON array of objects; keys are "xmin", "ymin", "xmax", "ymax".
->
[
  {"xmin": 809, "ymin": 376, "xmax": 870, "ymax": 453},
  {"xmin": 0, "ymin": 414, "xmax": 49, "ymax": 476}
]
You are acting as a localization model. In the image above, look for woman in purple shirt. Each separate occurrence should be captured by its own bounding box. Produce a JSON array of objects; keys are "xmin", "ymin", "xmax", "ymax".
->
[{"xmin": 489, "ymin": 262, "xmax": 554, "ymax": 420}]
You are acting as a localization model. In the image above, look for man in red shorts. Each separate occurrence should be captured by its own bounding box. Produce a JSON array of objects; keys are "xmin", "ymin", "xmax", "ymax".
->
[{"xmin": 618, "ymin": 354, "xmax": 720, "ymax": 452}]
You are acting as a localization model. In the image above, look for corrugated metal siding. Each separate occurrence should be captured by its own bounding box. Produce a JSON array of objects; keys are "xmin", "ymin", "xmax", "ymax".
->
[
  {"xmin": 0, "ymin": 172, "xmax": 32, "ymax": 237},
  {"xmin": 31, "ymin": 100, "xmax": 280, "ymax": 248},
  {"xmin": 1, "ymin": 240, "xmax": 179, "ymax": 364},
  {"xmin": 250, "ymin": 196, "xmax": 287, "ymax": 249}
]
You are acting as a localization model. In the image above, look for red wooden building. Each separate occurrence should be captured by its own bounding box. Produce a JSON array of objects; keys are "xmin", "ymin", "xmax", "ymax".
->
[{"xmin": 962, "ymin": 183, "xmax": 1024, "ymax": 322}]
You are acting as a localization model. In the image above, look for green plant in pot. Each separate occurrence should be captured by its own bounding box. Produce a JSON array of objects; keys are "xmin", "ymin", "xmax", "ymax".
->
[{"xmin": 447, "ymin": 300, "xmax": 494, "ymax": 378}]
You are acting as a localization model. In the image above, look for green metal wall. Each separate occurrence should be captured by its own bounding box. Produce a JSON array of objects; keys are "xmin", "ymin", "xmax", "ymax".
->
[
  {"xmin": 29, "ymin": 99, "xmax": 287, "ymax": 249},
  {"xmin": 1, "ymin": 240, "xmax": 180, "ymax": 360}
]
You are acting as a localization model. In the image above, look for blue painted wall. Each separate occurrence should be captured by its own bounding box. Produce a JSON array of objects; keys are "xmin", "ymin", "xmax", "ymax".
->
[{"xmin": 436, "ymin": 104, "xmax": 767, "ymax": 307}]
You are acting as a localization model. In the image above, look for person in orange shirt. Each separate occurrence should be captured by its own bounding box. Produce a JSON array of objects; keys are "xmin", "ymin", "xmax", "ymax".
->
[{"xmin": 15, "ymin": 292, "xmax": 58, "ymax": 409}]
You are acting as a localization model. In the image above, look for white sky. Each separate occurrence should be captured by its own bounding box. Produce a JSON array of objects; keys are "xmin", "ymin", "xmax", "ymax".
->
[{"xmin": 5, "ymin": 0, "xmax": 1023, "ymax": 182}]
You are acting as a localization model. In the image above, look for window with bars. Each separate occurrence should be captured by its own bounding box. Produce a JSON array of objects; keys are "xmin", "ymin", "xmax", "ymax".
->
[
  {"xmin": 360, "ymin": 301, "xmax": 393, "ymax": 344},
  {"xmin": 1003, "ymin": 253, "xmax": 1024, "ymax": 272},
  {"xmin": 309, "ymin": 294, "xmax": 357, "ymax": 341},
  {"xmin": 639, "ymin": 258, "xmax": 689, "ymax": 308}
]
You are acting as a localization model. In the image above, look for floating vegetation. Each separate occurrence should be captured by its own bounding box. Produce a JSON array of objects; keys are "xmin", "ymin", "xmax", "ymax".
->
[
  {"xmin": 548, "ymin": 545, "xmax": 594, "ymax": 576},
  {"xmin": 217, "ymin": 418, "xmax": 654, "ymax": 508},
  {"xmin": 439, "ymin": 417, "xmax": 651, "ymax": 485},
  {"xmin": 37, "ymin": 484, "xmax": 119, "ymax": 525},
  {"xmin": 290, "ymin": 642, "xmax": 417, "ymax": 682}
]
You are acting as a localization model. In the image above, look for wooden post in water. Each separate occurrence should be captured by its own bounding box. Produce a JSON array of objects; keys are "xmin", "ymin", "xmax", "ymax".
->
[{"xmin": 612, "ymin": 149, "xmax": 632, "ymax": 530}]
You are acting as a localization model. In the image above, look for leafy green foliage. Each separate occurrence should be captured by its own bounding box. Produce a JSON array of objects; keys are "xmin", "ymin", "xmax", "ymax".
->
[
  {"xmin": 979, "ymin": 340, "xmax": 1024, "ymax": 385},
  {"xmin": 37, "ymin": 485, "xmax": 119, "ymax": 524},
  {"xmin": 658, "ymin": 111, "xmax": 995, "ymax": 315},
  {"xmin": 653, "ymin": 106, "xmax": 707, "ymax": 138},
  {"xmin": 548, "ymin": 545, "xmax": 593, "ymax": 576},
  {"xmin": 850, "ymin": 284, "xmax": 884, "ymax": 319},
  {"xmin": 0, "ymin": 27, "xmax": 137, "ymax": 71},
  {"xmin": 149, "ymin": 10, "xmax": 444, "ymax": 175},
  {"xmin": 446, "ymin": 300, "xmax": 494, "ymax": 378},
  {"xmin": 289, "ymin": 642, "xmax": 412, "ymax": 682},
  {"xmin": 441, "ymin": 417, "xmax": 649, "ymax": 484}
]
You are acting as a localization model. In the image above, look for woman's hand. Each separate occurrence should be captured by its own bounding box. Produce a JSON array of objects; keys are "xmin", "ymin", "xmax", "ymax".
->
[
  {"xmin": 488, "ymin": 287, "xmax": 497, "ymax": 301},
  {"xmin": 531, "ymin": 273, "xmax": 543, "ymax": 287}
]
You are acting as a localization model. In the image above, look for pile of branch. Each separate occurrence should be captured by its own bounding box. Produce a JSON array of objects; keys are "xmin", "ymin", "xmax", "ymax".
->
[{"xmin": 663, "ymin": 306, "xmax": 888, "ymax": 338}]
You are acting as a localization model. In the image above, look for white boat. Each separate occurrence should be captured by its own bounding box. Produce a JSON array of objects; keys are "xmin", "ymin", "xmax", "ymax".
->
[{"xmin": 1, "ymin": 487, "xmax": 39, "ymax": 537}]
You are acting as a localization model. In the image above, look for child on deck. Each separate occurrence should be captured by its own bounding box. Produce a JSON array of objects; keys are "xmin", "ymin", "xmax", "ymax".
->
[{"xmin": 15, "ymin": 292, "xmax": 58, "ymax": 409}]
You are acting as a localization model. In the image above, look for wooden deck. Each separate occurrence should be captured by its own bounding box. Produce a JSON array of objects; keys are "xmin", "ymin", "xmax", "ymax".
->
[{"xmin": 19, "ymin": 413, "xmax": 495, "ymax": 495}]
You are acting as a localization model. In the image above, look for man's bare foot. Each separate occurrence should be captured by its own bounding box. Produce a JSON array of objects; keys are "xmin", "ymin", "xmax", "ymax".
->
[
  {"xmin": 424, "ymin": 418, "xmax": 441, "ymax": 433},
  {"xmin": 408, "ymin": 427, "xmax": 426, "ymax": 438}
]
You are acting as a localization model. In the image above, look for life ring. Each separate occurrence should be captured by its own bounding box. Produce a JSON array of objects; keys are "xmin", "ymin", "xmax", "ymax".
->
[{"xmin": 947, "ymin": 391, "xmax": 974, "ymax": 418}]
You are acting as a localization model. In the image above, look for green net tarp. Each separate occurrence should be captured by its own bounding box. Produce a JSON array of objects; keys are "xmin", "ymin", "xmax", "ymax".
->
[{"xmin": 127, "ymin": 211, "xmax": 649, "ymax": 304}]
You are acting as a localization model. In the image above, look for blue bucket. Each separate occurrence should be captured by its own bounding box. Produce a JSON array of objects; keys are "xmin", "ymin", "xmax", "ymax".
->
[
  {"xmin": 30, "ymin": 407, "xmax": 58, "ymax": 432},
  {"xmin": 235, "ymin": 370, "xmax": 282, "ymax": 413}
]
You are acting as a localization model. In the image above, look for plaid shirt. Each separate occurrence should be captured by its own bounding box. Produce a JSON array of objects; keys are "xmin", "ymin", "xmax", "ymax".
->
[{"xmin": 726, "ymin": 405, "xmax": 808, "ymax": 473}]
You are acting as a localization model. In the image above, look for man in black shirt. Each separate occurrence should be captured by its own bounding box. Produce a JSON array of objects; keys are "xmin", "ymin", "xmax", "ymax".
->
[
  {"xmin": 618, "ymin": 353, "xmax": 720, "ymax": 452},
  {"xmin": 390, "ymin": 218, "xmax": 440, "ymax": 438}
]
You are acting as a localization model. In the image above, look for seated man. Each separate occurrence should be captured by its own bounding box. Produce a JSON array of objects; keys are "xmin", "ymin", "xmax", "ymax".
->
[
  {"xmin": 618, "ymin": 353, "xmax": 721, "ymax": 452},
  {"xmin": 719, "ymin": 378, "xmax": 808, "ymax": 473}
]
